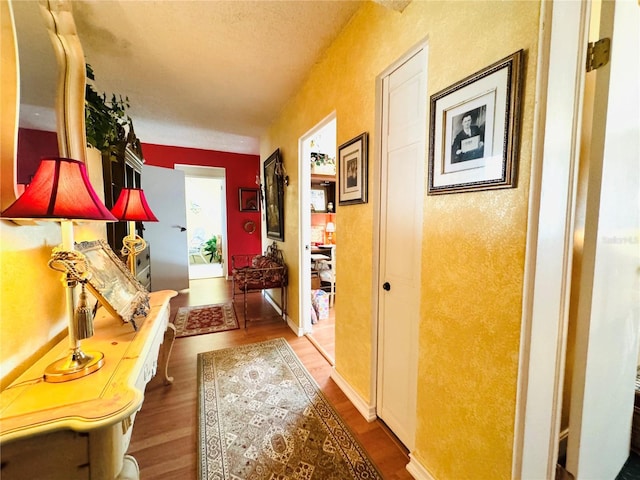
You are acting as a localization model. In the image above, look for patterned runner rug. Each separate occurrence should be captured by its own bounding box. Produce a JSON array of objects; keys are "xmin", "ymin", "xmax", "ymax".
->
[
  {"xmin": 174, "ymin": 303, "xmax": 239, "ymax": 338},
  {"xmin": 197, "ymin": 338, "xmax": 382, "ymax": 479}
]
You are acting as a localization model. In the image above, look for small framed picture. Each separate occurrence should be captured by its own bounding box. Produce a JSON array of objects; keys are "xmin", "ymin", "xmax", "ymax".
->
[
  {"xmin": 428, "ymin": 50, "xmax": 524, "ymax": 194},
  {"xmin": 75, "ymin": 239, "xmax": 150, "ymax": 328},
  {"xmin": 239, "ymin": 188, "xmax": 259, "ymax": 212},
  {"xmin": 310, "ymin": 186, "xmax": 327, "ymax": 212},
  {"xmin": 338, "ymin": 132, "xmax": 368, "ymax": 205}
]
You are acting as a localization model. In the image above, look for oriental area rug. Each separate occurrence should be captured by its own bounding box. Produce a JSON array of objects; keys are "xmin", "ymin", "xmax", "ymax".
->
[
  {"xmin": 174, "ymin": 303, "xmax": 239, "ymax": 338},
  {"xmin": 197, "ymin": 338, "xmax": 382, "ymax": 480}
]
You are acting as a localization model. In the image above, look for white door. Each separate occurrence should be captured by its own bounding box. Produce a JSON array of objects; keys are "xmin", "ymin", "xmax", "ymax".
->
[
  {"xmin": 566, "ymin": 0, "xmax": 640, "ymax": 477},
  {"xmin": 142, "ymin": 165, "xmax": 189, "ymax": 292},
  {"xmin": 377, "ymin": 46, "xmax": 427, "ymax": 450}
]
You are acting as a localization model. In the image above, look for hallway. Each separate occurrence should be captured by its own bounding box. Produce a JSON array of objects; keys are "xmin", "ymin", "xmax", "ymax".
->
[{"xmin": 128, "ymin": 277, "xmax": 409, "ymax": 479}]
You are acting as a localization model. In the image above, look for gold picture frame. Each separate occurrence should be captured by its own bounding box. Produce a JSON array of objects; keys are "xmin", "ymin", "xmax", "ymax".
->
[
  {"xmin": 428, "ymin": 50, "xmax": 524, "ymax": 194},
  {"xmin": 76, "ymin": 239, "xmax": 150, "ymax": 328}
]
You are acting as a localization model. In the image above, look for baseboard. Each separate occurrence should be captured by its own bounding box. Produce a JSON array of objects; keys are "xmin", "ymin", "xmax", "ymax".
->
[
  {"xmin": 263, "ymin": 291, "xmax": 281, "ymax": 314},
  {"xmin": 263, "ymin": 292, "xmax": 303, "ymax": 336},
  {"xmin": 406, "ymin": 454, "xmax": 435, "ymax": 480},
  {"xmin": 329, "ymin": 368, "xmax": 377, "ymax": 422},
  {"xmin": 287, "ymin": 316, "xmax": 303, "ymax": 336}
]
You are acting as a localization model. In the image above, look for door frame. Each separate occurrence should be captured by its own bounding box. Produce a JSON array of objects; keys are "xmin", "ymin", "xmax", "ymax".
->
[
  {"xmin": 298, "ymin": 112, "xmax": 337, "ymax": 335},
  {"xmin": 513, "ymin": 1, "xmax": 591, "ymax": 477},
  {"xmin": 176, "ymin": 164, "xmax": 228, "ymax": 278}
]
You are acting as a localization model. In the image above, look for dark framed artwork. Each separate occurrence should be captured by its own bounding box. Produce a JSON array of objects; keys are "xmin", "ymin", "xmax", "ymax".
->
[
  {"xmin": 338, "ymin": 132, "xmax": 368, "ymax": 205},
  {"xmin": 239, "ymin": 188, "xmax": 259, "ymax": 212},
  {"xmin": 428, "ymin": 49, "xmax": 524, "ymax": 194},
  {"xmin": 264, "ymin": 149, "xmax": 285, "ymax": 241}
]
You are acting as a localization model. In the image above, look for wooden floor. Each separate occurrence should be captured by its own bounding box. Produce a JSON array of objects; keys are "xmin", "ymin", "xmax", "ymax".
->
[{"xmin": 128, "ymin": 277, "xmax": 412, "ymax": 479}]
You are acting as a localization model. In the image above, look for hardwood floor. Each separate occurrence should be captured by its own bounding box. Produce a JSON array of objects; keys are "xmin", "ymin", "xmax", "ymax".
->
[{"xmin": 128, "ymin": 277, "xmax": 412, "ymax": 479}]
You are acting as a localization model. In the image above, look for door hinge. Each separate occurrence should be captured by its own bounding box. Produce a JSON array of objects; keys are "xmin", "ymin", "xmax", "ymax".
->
[{"xmin": 586, "ymin": 38, "xmax": 611, "ymax": 72}]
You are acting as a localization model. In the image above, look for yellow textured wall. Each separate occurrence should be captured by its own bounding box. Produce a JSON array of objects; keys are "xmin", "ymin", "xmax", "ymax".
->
[
  {"xmin": 0, "ymin": 3, "xmax": 108, "ymax": 388},
  {"xmin": 0, "ymin": 222, "xmax": 106, "ymax": 388},
  {"xmin": 1, "ymin": 223, "xmax": 63, "ymax": 385},
  {"xmin": 263, "ymin": 1, "xmax": 540, "ymax": 478}
]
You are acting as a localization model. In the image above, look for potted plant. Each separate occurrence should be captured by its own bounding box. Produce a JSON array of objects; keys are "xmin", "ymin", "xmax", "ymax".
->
[
  {"xmin": 84, "ymin": 63, "xmax": 132, "ymax": 162},
  {"xmin": 203, "ymin": 236, "xmax": 221, "ymax": 263},
  {"xmin": 310, "ymin": 152, "xmax": 336, "ymax": 175}
]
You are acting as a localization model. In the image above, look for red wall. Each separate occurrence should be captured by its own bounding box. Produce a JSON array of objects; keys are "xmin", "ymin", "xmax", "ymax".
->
[
  {"xmin": 17, "ymin": 128, "xmax": 58, "ymax": 184},
  {"xmin": 15, "ymin": 128, "xmax": 263, "ymax": 276},
  {"xmin": 141, "ymin": 143, "xmax": 263, "ymax": 275}
]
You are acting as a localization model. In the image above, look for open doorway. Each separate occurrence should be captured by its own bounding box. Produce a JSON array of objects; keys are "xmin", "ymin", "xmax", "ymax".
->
[
  {"xmin": 299, "ymin": 114, "xmax": 337, "ymax": 364},
  {"xmin": 176, "ymin": 165, "xmax": 228, "ymax": 280}
]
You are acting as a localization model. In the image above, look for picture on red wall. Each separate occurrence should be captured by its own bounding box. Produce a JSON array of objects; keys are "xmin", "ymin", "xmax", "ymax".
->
[{"xmin": 239, "ymin": 188, "xmax": 259, "ymax": 212}]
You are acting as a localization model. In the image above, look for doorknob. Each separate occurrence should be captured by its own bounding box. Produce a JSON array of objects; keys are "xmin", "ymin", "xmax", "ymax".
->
[
  {"xmin": 172, "ymin": 225, "xmax": 187, "ymax": 232},
  {"xmin": 382, "ymin": 282, "xmax": 391, "ymax": 291}
]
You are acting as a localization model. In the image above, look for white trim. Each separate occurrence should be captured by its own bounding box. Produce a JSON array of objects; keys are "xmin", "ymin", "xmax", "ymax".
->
[
  {"xmin": 287, "ymin": 316, "xmax": 303, "ymax": 337},
  {"xmin": 329, "ymin": 368, "xmax": 377, "ymax": 422},
  {"xmin": 371, "ymin": 67, "xmax": 384, "ymax": 415},
  {"xmin": 406, "ymin": 454, "xmax": 435, "ymax": 480},
  {"xmin": 512, "ymin": 1, "xmax": 552, "ymax": 475},
  {"xmin": 297, "ymin": 113, "xmax": 337, "ymax": 337},
  {"xmin": 514, "ymin": 1, "xmax": 590, "ymax": 478},
  {"xmin": 175, "ymin": 164, "xmax": 225, "ymax": 178},
  {"xmin": 263, "ymin": 291, "xmax": 302, "ymax": 336},
  {"xmin": 263, "ymin": 291, "xmax": 281, "ymax": 313},
  {"xmin": 176, "ymin": 164, "xmax": 229, "ymax": 280}
]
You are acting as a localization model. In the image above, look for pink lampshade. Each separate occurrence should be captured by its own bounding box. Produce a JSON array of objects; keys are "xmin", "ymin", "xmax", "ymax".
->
[
  {"xmin": 110, "ymin": 188, "xmax": 158, "ymax": 222},
  {"xmin": 1, "ymin": 157, "xmax": 117, "ymax": 221}
]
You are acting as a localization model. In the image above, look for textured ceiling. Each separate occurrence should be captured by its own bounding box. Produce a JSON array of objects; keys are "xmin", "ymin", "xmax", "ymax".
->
[{"xmin": 12, "ymin": 0, "xmax": 364, "ymax": 155}]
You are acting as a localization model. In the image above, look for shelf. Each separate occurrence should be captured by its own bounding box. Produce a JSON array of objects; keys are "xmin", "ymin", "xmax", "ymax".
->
[{"xmin": 311, "ymin": 173, "xmax": 336, "ymax": 183}]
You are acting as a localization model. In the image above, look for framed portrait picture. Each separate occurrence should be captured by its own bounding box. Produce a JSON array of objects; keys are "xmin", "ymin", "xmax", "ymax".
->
[
  {"xmin": 264, "ymin": 149, "xmax": 285, "ymax": 241},
  {"xmin": 310, "ymin": 186, "xmax": 327, "ymax": 212},
  {"xmin": 239, "ymin": 188, "xmax": 259, "ymax": 212},
  {"xmin": 338, "ymin": 132, "xmax": 368, "ymax": 205},
  {"xmin": 75, "ymin": 239, "xmax": 150, "ymax": 329},
  {"xmin": 428, "ymin": 49, "xmax": 524, "ymax": 194}
]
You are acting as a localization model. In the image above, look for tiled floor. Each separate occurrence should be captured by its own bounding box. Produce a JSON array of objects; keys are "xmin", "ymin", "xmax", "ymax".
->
[{"xmin": 188, "ymin": 261, "xmax": 223, "ymax": 279}]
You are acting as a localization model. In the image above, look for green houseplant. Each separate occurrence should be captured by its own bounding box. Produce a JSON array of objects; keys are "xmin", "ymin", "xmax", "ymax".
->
[
  {"xmin": 203, "ymin": 236, "xmax": 221, "ymax": 263},
  {"xmin": 85, "ymin": 63, "xmax": 132, "ymax": 162}
]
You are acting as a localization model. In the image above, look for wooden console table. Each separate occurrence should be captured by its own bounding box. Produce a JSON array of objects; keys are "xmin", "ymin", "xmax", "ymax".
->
[{"xmin": 0, "ymin": 290, "xmax": 177, "ymax": 480}]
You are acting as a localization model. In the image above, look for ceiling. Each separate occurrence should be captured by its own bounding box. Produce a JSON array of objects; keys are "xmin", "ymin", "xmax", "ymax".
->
[{"xmin": 12, "ymin": 0, "xmax": 367, "ymax": 155}]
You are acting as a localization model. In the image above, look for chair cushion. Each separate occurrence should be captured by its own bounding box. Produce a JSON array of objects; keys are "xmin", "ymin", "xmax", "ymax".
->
[
  {"xmin": 233, "ymin": 256, "xmax": 285, "ymax": 291},
  {"xmin": 252, "ymin": 255, "xmax": 275, "ymax": 268}
]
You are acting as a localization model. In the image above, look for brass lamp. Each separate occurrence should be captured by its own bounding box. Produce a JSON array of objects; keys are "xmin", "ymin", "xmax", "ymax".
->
[
  {"xmin": 110, "ymin": 188, "xmax": 158, "ymax": 276},
  {"xmin": 1, "ymin": 157, "xmax": 117, "ymax": 382}
]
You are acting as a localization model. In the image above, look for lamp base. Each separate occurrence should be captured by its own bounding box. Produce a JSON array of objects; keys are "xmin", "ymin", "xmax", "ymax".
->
[{"xmin": 44, "ymin": 349, "xmax": 104, "ymax": 383}]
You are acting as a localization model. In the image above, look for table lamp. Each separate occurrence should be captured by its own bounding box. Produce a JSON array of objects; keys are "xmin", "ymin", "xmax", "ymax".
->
[
  {"xmin": 326, "ymin": 221, "xmax": 335, "ymax": 244},
  {"xmin": 1, "ymin": 157, "xmax": 117, "ymax": 382},
  {"xmin": 110, "ymin": 188, "xmax": 158, "ymax": 276}
]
